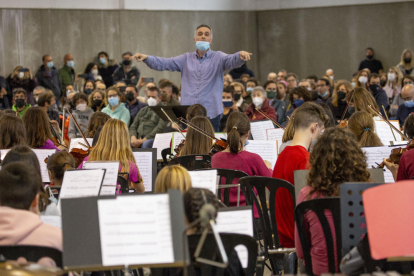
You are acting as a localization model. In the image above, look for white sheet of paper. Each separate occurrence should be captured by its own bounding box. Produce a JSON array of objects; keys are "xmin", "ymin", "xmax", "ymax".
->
[
  {"xmin": 171, "ymin": 132, "xmax": 227, "ymax": 155},
  {"xmin": 188, "ymin": 170, "xmax": 218, "ymax": 195},
  {"xmin": 133, "ymin": 151, "xmax": 153, "ymax": 192},
  {"xmin": 266, "ymin": 128, "xmax": 284, "ymax": 153},
  {"xmin": 33, "ymin": 149, "xmax": 57, "ymax": 183},
  {"xmin": 362, "ymin": 146, "xmax": 396, "ymax": 183},
  {"xmin": 250, "ymin": 120, "xmax": 274, "ymax": 140},
  {"xmin": 58, "ymin": 169, "xmax": 105, "ymax": 210},
  {"xmin": 69, "ymin": 138, "xmax": 93, "ymax": 152},
  {"xmin": 152, "ymin": 132, "xmax": 174, "ymax": 160},
  {"xmin": 374, "ymin": 120, "xmax": 402, "ymax": 146},
  {"xmin": 83, "ymin": 161, "xmax": 120, "ymax": 196},
  {"xmin": 97, "ymin": 194, "xmax": 174, "ymax": 266},
  {"xmin": 0, "ymin": 149, "xmax": 10, "ymax": 161},
  {"xmin": 216, "ymin": 208, "xmax": 254, "ymax": 268},
  {"xmin": 245, "ymin": 140, "xmax": 277, "ymax": 168},
  {"xmin": 41, "ymin": 215, "xmax": 62, "ymax": 229}
]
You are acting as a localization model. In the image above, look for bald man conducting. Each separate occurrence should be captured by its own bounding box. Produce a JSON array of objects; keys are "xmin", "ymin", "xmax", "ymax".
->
[
  {"xmin": 58, "ymin": 54, "xmax": 75, "ymax": 93},
  {"xmin": 396, "ymin": 84, "xmax": 414, "ymax": 126}
]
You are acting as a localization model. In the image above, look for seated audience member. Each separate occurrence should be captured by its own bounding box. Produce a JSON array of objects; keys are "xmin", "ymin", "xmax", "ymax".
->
[
  {"xmin": 86, "ymin": 112, "xmax": 111, "ymax": 138},
  {"xmin": 231, "ymin": 82, "xmax": 250, "ymax": 109},
  {"xmin": 129, "ymin": 86, "xmax": 167, "ymax": 149},
  {"xmin": 102, "ymin": 86, "xmax": 130, "ymax": 126},
  {"xmin": 295, "ymin": 127, "xmax": 371, "ymax": 275},
  {"xmin": 368, "ymin": 73, "xmax": 388, "ymax": 116},
  {"xmin": 355, "ymin": 69, "xmax": 370, "ymax": 90},
  {"xmin": 266, "ymin": 80, "xmax": 287, "ymax": 125},
  {"xmin": 113, "ymin": 51, "xmax": 140, "ymax": 85},
  {"xmin": 58, "ymin": 54, "xmax": 75, "ymax": 93},
  {"xmin": 285, "ymin": 86, "xmax": 312, "ymax": 122},
  {"xmin": 0, "ymin": 115, "xmax": 26, "ymax": 149},
  {"xmin": 212, "ymin": 112, "xmax": 273, "ymax": 226},
  {"xmin": 178, "ymin": 117, "xmax": 215, "ymax": 156},
  {"xmin": 298, "ymin": 80, "xmax": 312, "ymax": 91},
  {"xmin": 224, "ymin": 73, "xmax": 233, "ymax": 83},
  {"xmin": 12, "ymin": 88, "xmax": 31, "ymax": 118},
  {"xmin": 97, "ymin": 51, "xmax": 119, "ymax": 88},
  {"xmin": 245, "ymin": 77, "xmax": 259, "ymax": 99},
  {"xmin": 154, "ymin": 165, "xmax": 192, "ymax": 193},
  {"xmin": 159, "ymin": 80, "xmax": 180, "ymax": 106},
  {"xmin": 88, "ymin": 90, "xmax": 106, "ymax": 112},
  {"xmin": 83, "ymin": 79, "xmax": 96, "ymax": 96},
  {"xmin": 383, "ymin": 66, "xmax": 403, "ymax": 99},
  {"xmin": 245, "ymin": 86, "xmax": 277, "ymax": 122},
  {"xmin": 224, "ymin": 81, "xmax": 230, "ymax": 89},
  {"xmin": 390, "ymin": 75, "xmax": 414, "ymax": 117},
  {"xmin": 95, "ymin": 80, "xmax": 106, "ymax": 92},
  {"xmin": 326, "ymin": 80, "xmax": 353, "ymax": 120},
  {"xmin": 396, "ymin": 49, "xmax": 414, "ymax": 76},
  {"xmin": 396, "ymin": 84, "xmax": 414, "ymax": 126},
  {"xmin": 307, "ymin": 75, "xmax": 318, "ymax": 89},
  {"xmin": 277, "ymin": 80, "xmax": 290, "ymax": 108},
  {"xmin": 2, "ymin": 146, "xmax": 59, "ymax": 215},
  {"xmin": 358, "ymin": 47, "xmax": 383, "ymax": 74},
  {"xmin": 286, "ymin": 73, "xmax": 298, "ymax": 92},
  {"xmin": 315, "ymin": 78, "xmax": 331, "ymax": 103},
  {"xmin": 171, "ymin": 83, "xmax": 180, "ymax": 102},
  {"xmin": 22, "ymin": 107, "xmax": 64, "ymax": 151},
  {"xmin": 277, "ymin": 69, "xmax": 287, "ymax": 81},
  {"xmin": 348, "ymin": 111, "xmax": 383, "ymax": 147},
  {"xmin": 7, "ymin": 66, "xmax": 37, "ymax": 105},
  {"xmin": 325, "ymin": 68, "xmax": 335, "ymax": 80},
  {"xmin": 220, "ymin": 86, "xmax": 241, "ymax": 132},
  {"xmin": 379, "ymin": 72, "xmax": 388, "ymax": 88},
  {"xmin": 345, "ymin": 87, "xmax": 379, "ymax": 119},
  {"xmin": 83, "ymin": 63, "xmax": 101, "ymax": 83},
  {"xmin": 37, "ymin": 90, "xmax": 61, "ymax": 124},
  {"xmin": 0, "ymin": 84, "xmax": 10, "ymax": 110},
  {"xmin": 68, "ymin": 93, "xmax": 94, "ymax": 139},
  {"xmin": 32, "ymin": 86, "xmax": 46, "ymax": 106},
  {"xmin": 124, "ymin": 84, "xmax": 147, "ymax": 123},
  {"xmin": 0, "ymin": 162, "xmax": 62, "ymax": 257},
  {"xmin": 46, "ymin": 151, "xmax": 75, "ymax": 187},
  {"xmin": 264, "ymin": 80, "xmax": 277, "ymax": 104},
  {"xmin": 79, "ymin": 119, "xmax": 144, "ymax": 192},
  {"xmin": 273, "ymin": 102, "xmax": 328, "ymax": 248}
]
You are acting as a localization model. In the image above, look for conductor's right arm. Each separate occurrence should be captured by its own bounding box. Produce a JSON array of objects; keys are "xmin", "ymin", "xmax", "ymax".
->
[{"xmin": 131, "ymin": 53, "xmax": 185, "ymax": 72}]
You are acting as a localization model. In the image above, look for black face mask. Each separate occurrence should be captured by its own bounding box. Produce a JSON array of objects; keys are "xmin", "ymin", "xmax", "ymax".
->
[
  {"xmin": 15, "ymin": 99, "xmax": 25, "ymax": 108},
  {"xmin": 380, "ymin": 80, "xmax": 387, "ymax": 87},
  {"xmin": 122, "ymin": 60, "xmax": 131, "ymax": 66},
  {"xmin": 233, "ymin": 93, "xmax": 241, "ymax": 101},
  {"xmin": 337, "ymin": 91, "xmax": 346, "ymax": 101},
  {"xmin": 93, "ymin": 99, "xmax": 102, "ymax": 107},
  {"xmin": 125, "ymin": 92, "xmax": 135, "ymax": 102},
  {"xmin": 369, "ymin": 84, "xmax": 380, "ymax": 93},
  {"xmin": 366, "ymin": 55, "xmax": 374, "ymax": 60},
  {"xmin": 119, "ymin": 86, "xmax": 126, "ymax": 93},
  {"xmin": 404, "ymin": 58, "xmax": 412, "ymax": 64}
]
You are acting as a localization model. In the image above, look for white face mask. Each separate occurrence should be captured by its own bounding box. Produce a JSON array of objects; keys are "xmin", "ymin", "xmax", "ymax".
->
[
  {"xmin": 76, "ymin": 103, "xmax": 87, "ymax": 111},
  {"xmin": 147, "ymin": 97, "xmax": 157, "ymax": 107},
  {"xmin": 91, "ymin": 69, "xmax": 98, "ymax": 76},
  {"xmin": 18, "ymin": 72, "xmax": 24, "ymax": 79},
  {"xmin": 358, "ymin": 76, "xmax": 368, "ymax": 84},
  {"xmin": 387, "ymin": 72, "xmax": 396, "ymax": 82},
  {"xmin": 253, "ymin": 97, "xmax": 264, "ymax": 107}
]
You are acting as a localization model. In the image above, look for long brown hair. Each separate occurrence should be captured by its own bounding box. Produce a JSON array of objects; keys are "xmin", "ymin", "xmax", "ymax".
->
[
  {"xmin": 47, "ymin": 151, "xmax": 75, "ymax": 185},
  {"xmin": 355, "ymin": 69, "xmax": 370, "ymax": 89},
  {"xmin": 226, "ymin": 112, "xmax": 250, "ymax": 155},
  {"xmin": 307, "ymin": 128, "xmax": 371, "ymax": 197},
  {"xmin": 347, "ymin": 87, "xmax": 379, "ymax": 117},
  {"xmin": 348, "ymin": 111, "xmax": 383, "ymax": 147},
  {"xmin": 22, "ymin": 107, "xmax": 55, "ymax": 148},
  {"xmin": 332, "ymin": 80, "xmax": 353, "ymax": 107},
  {"xmin": 282, "ymin": 110, "xmax": 296, "ymax": 143},
  {"xmin": 179, "ymin": 117, "xmax": 214, "ymax": 156},
  {"xmin": 86, "ymin": 112, "xmax": 111, "ymax": 138},
  {"xmin": 0, "ymin": 115, "xmax": 27, "ymax": 149}
]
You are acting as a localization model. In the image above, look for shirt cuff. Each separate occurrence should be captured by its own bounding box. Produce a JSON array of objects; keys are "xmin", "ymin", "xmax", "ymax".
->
[{"xmin": 143, "ymin": 55, "xmax": 154, "ymax": 66}]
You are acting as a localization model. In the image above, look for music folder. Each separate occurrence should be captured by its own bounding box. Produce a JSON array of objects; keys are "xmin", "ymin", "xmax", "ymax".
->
[{"xmin": 150, "ymin": 106, "xmax": 191, "ymax": 123}]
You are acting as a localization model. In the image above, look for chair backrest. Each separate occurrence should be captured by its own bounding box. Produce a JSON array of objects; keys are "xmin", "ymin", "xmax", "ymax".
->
[
  {"xmin": 168, "ymin": 154, "xmax": 211, "ymax": 171},
  {"xmin": 294, "ymin": 197, "xmax": 342, "ymax": 275},
  {"xmin": 0, "ymin": 245, "xmax": 63, "ymax": 268},
  {"xmin": 161, "ymin": 147, "xmax": 172, "ymax": 165},
  {"xmin": 215, "ymin": 168, "xmax": 249, "ymax": 206},
  {"xmin": 117, "ymin": 172, "xmax": 130, "ymax": 193},
  {"xmin": 239, "ymin": 176, "xmax": 295, "ymax": 251},
  {"xmin": 340, "ymin": 182, "xmax": 384, "ymax": 257}
]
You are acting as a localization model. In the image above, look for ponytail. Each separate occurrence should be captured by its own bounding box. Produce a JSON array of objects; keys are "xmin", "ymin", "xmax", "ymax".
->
[
  {"xmin": 227, "ymin": 127, "xmax": 242, "ymax": 154},
  {"xmin": 225, "ymin": 112, "xmax": 250, "ymax": 155},
  {"xmin": 348, "ymin": 111, "xmax": 383, "ymax": 147}
]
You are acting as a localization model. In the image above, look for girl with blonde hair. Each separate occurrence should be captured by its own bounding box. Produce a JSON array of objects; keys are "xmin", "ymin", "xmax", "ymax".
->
[
  {"xmin": 78, "ymin": 118, "xmax": 144, "ymax": 192},
  {"xmin": 355, "ymin": 69, "xmax": 370, "ymax": 89},
  {"xmin": 88, "ymin": 90, "xmax": 106, "ymax": 112},
  {"xmin": 154, "ymin": 165, "xmax": 192, "ymax": 193},
  {"xmin": 397, "ymin": 49, "xmax": 414, "ymax": 77},
  {"xmin": 347, "ymin": 111, "xmax": 383, "ymax": 147},
  {"xmin": 384, "ymin": 66, "xmax": 404, "ymax": 99}
]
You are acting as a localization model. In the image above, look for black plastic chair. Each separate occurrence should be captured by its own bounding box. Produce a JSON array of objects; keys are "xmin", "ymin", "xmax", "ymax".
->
[
  {"xmin": 168, "ymin": 154, "xmax": 211, "ymax": 171},
  {"xmin": 213, "ymin": 168, "xmax": 249, "ymax": 207},
  {"xmin": 161, "ymin": 147, "xmax": 173, "ymax": 165},
  {"xmin": 239, "ymin": 176, "xmax": 297, "ymax": 274},
  {"xmin": 295, "ymin": 197, "xmax": 342, "ymax": 276},
  {"xmin": 117, "ymin": 172, "xmax": 130, "ymax": 193},
  {"xmin": 0, "ymin": 245, "xmax": 63, "ymax": 268}
]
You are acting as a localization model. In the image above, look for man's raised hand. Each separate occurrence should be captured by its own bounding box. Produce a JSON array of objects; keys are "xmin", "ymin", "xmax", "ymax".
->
[
  {"xmin": 239, "ymin": 51, "xmax": 252, "ymax": 61},
  {"xmin": 131, "ymin": 53, "xmax": 148, "ymax": 62}
]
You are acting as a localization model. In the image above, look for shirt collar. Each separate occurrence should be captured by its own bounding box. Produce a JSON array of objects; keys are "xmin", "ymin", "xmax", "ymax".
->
[{"xmin": 195, "ymin": 48, "xmax": 212, "ymax": 60}]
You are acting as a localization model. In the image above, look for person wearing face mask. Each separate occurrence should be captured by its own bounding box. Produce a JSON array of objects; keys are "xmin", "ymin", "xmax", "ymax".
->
[
  {"xmin": 396, "ymin": 49, "xmax": 414, "ymax": 77},
  {"xmin": 284, "ymin": 86, "xmax": 312, "ymax": 124},
  {"xmin": 129, "ymin": 86, "xmax": 167, "ymax": 148},
  {"xmin": 12, "ymin": 88, "xmax": 31, "ymax": 118},
  {"xmin": 245, "ymin": 78, "xmax": 259, "ymax": 105},
  {"xmin": 58, "ymin": 54, "xmax": 75, "ymax": 93},
  {"xmin": 315, "ymin": 78, "xmax": 331, "ymax": 104},
  {"xmin": 158, "ymin": 80, "xmax": 181, "ymax": 107},
  {"xmin": 355, "ymin": 69, "xmax": 370, "ymax": 90},
  {"xmin": 396, "ymin": 84, "xmax": 414, "ymax": 126},
  {"xmin": 245, "ymin": 86, "xmax": 277, "ymax": 122},
  {"xmin": 368, "ymin": 73, "xmax": 388, "ymax": 116},
  {"xmin": 383, "ymin": 66, "xmax": 403, "ymax": 99},
  {"xmin": 37, "ymin": 90, "xmax": 61, "ymax": 125},
  {"xmin": 325, "ymin": 69, "xmax": 335, "ymax": 81},
  {"xmin": 7, "ymin": 66, "xmax": 36, "ymax": 105},
  {"xmin": 88, "ymin": 90, "xmax": 106, "ymax": 112},
  {"xmin": 101, "ymin": 86, "xmax": 130, "ymax": 126},
  {"xmin": 266, "ymin": 80, "xmax": 286, "ymax": 125},
  {"xmin": 35, "ymin": 55, "xmax": 62, "ymax": 106},
  {"xmin": 326, "ymin": 80, "xmax": 353, "ymax": 120},
  {"xmin": 358, "ymin": 47, "xmax": 383, "ymax": 74},
  {"xmin": 82, "ymin": 80, "xmax": 96, "ymax": 97},
  {"xmin": 124, "ymin": 84, "xmax": 147, "ymax": 123},
  {"xmin": 131, "ymin": 24, "xmax": 251, "ymax": 132},
  {"xmin": 230, "ymin": 82, "xmax": 249, "ymax": 111},
  {"xmin": 67, "ymin": 93, "xmax": 94, "ymax": 139},
  {"xmin": 219, "ymin": 86, "xmax": 242, "ymax": 132},
  {"xmin": 391, "ymin": 75, "xmax": 414, "ymax": 118},
  {"xmin": 96, "ymin": 51, "xmax": 119, "ymax": 88},
  {"xmin": 113, "ymin": 52, "xmax": 140, "ymax": 85}
]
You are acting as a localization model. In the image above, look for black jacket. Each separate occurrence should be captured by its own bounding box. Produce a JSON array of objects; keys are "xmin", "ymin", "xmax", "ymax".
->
[
  {"xmin": 113, "ymin": 64, "xmax": 140, "ymax": 85},
  {"xmin": 35, "ymin": 65, "xmax": 62, "ymax": 99}
]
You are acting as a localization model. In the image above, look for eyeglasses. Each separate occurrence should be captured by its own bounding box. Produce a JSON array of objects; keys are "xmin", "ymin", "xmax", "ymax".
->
[{"xmin": 403, "ymin": 81, "xmax": 414, "ymax": 86}]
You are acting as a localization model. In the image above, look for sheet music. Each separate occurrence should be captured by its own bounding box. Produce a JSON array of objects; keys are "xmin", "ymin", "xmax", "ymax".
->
[
  {"xmin": 69, "ymin": 138, "xmax": 94, "ymax": 151},
  {"xmin": 266, "ymin": 128, "xmax": 284, "ymax": 153},
  {"xmin": 33, "ymin": 149, "xmax": 57, "ymax": 183},
  {"xmin": 133, "ymin": 151, "xmax": 153, "ymax": 192},
  {"xmin": 152, "ymin": 132, "xmax": 173, "ymax": 160},
  {"xmin": 97, "ymin": 194, "xmax": 174, "ymax": 266},
  {"xmin": 374, "ymin": 120, "xmax": 402, "ymax": 146},
  {"xmin": 250, "ymin": 120, "xmax": 274, "ymax": 140},
  {"xmin": 216, "ymin": 208, "xmax": 254, "ymax": 268},
  {"xmin": 362, "ymin": 146, "xmax": 395, "ymax": 183},
  {"xmin": 0, "ymin": 149, "xmax": 10, "ymax": 161},
  {"xmin": 188, "ymin": 170, "xmax": 218, "ymax": 195},
  {"xmin": 171, "ymin": 132, "xmax": 227, "ymax": 155},
  {"xmin": 41, "ymin": 215, "xmax": 62, "ymax": 229},
  {"xmin": 245, "ymin": 140, "xmax": 278, "ymax": 168},
  {"xmin": 83, "ymin": 161, "xmax": 119, "ymax": 196}
]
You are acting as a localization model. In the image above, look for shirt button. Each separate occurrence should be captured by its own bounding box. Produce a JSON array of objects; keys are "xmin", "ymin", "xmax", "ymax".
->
[{"xmin": 198, "ymin": 79, "xmax": 200, "ymax": 81}]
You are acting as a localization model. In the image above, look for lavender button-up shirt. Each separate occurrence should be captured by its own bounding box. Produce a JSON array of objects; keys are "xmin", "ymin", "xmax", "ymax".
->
[{"xmin": 144, "ymin": 49, "xmax": 244, "ymax": 118}]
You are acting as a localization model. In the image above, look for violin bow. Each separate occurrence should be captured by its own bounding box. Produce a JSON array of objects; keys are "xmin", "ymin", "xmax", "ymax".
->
[
  {"xmin": 161, "ymin": 108, "xmax": 186, "ymax": 139},
  {"xmin": 255, "ymin": 107, "xmax": 285, "ymax": 130},
  {"xmin": 340, "ymin": 89, "xmax": 355, "ymax": 122},
  {"xmin": 179, "ymin": 117, "xmax": 218, "ymax": 142},
  {"xmin": 49, "ymin": 121, "xmax": 67, "ymax": 148},
  {"xmin": 382, "ymin": 105, "xmax": 397, "ymax": 142},
  {"xmin": 64, "ymin": 107, "xmax": 92, "ymax": 149},
  {"xmin": 368, "ymin": 105, "xmax": 409, "ymax": 141}
]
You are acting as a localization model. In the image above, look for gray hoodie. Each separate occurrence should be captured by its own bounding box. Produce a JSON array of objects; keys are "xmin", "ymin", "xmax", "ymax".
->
[{"xmin": 68, "ymin": 108, "xmax": 94, "ymax": 139}]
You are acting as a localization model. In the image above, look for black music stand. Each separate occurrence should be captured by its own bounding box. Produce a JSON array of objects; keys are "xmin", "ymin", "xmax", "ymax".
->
[{"xmin": 150, "ymin": 106, "xmax": 191, "ymax": 122}]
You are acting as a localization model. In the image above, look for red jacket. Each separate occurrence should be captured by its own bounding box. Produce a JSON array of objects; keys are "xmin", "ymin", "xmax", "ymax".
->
[{"xmin": 245, "ymin": 98, "xmax": 277, "ymax": 122}]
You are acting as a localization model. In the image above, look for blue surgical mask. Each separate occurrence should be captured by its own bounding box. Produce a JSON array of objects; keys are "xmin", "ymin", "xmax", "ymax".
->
[
  {"xmin": 49, "ymin": 194, "xmax": 58, "ymax": 205},
  {"xmin": 108, "ymin": 97, "xmax": 119, "ymax": 106},
  {"xmin": 99, "ymin": 57, "xmax": 107, "ymax": 65},
  {"xmin": 404, "ymin": 100, "xmax": 414, "ymax": 108},
  {"xmin": 319, "ymin": 91, "xmax": 328, "ymax": 98},
  {"xmin": 195, "ymin": 41, "xmax": 210, "ymax": 51},
  {"xmin": 66, "ymin": 60, "xmax": 74, "ymax": 68},
  {"xmin": 351, "ymin": 82, "xmax": 356, "ymax": 88},
  {"xmin": 244, "ymin": 140, "xmax": 249, "ymax": 147},
  {"xmin": 223, "ymin": 100, "xmax": 233, "ymax": 108},
  {"xmin": 46, "ymin": 61, "xmax": 54, "ymax": 68},
  {"xmin": 293, "ymin": 99, "xmax": 304, "ymax": 108},
  {"xmin": 246, "ymin": 87, "xmax": 253, "ymax": 93}
]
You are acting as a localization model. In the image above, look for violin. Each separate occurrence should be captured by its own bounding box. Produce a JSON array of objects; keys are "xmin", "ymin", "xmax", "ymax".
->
[
  {"xmin": 160, "ymin": 108, "xmax": 187, "ymax": 156},
  {"xmin": 49, "ymin": 121, "xmax": 68, "ymax": 149}
]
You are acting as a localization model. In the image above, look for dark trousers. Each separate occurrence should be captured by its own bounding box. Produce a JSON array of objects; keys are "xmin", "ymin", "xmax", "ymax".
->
[{"xmin": 209, "ymin": 114, "xmax": 222, "ymax": 132}]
